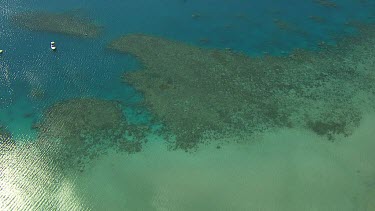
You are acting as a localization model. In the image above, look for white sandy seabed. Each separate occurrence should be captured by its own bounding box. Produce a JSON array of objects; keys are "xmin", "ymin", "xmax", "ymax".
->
[{"xmin": 1, "ymin": 113, "xmax": 375, "ymax": 211}]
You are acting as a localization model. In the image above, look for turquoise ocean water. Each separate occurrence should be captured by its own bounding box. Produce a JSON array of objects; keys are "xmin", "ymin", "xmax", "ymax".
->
[{"xmin": 1, "ymin": 0, "xmax": 375, "ymax": 210}]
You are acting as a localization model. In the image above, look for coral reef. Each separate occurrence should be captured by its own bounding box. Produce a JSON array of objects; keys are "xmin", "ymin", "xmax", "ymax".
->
[
  {"xmin": 12, "ymin": 11, "xmax": 102, "ymax": 37},
  {"xmin": 108, "ymin": 24, "xmax": 375, "ymax": 151},
  {"xmin": 36, "ymin": 98, "xmax": 149, "ymax": 171}
]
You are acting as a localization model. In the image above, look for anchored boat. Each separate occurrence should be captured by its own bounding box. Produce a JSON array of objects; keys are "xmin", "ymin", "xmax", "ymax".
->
[{"xmin": 50, "ymin": 41, "xmax": 56, "ymax": 50}]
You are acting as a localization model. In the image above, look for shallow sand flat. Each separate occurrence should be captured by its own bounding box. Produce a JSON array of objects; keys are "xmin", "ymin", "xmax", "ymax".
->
[
  {"xmin": 71, "ymin": 112, "xmax": 375, "ymax": 211},
  {"xmin": 1, "ymin": 90, "xmax": 374, "ymax": 210}
]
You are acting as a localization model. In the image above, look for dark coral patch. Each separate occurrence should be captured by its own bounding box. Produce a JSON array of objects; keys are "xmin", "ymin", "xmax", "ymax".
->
[{"xmin": 36, "ymin": 98, "xmax": 149, "ymax": 172}]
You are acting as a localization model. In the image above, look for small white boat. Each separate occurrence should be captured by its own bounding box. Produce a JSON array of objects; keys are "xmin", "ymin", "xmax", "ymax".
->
[
  {"xmin": 0, "ymin": 49, "xmax": 3, "ymax": 54},
  {"xmin": 50, "ymin": 41, "xmax": 56, "ymax": 50}
]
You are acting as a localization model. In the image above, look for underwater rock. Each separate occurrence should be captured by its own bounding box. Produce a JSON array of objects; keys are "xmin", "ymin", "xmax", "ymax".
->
[
  {"xmin": 191, "ymin": 13, "xmax": 202, "ymax": 19},
  {"xmin": 273, "ymin": 18, "xmax": 308, "ymax": 36},
  {"xmin": 36, "ymin": 98, "xmax": 149, "ymax": 171},
  {"xmin": 0, "ymin": 126, "xmax": 15, "ymax": 151},
  {"xmin": 29, "ymin": 87, "xmax": 45, "ymax": 100},
  {"xmin": 313, "ymin": 0, "xmax": 338, "ymax": 8},
  {"xmin": 108, "ymin": 24, "xmax": 375, "ymax": 151},
  {"xmin": 12, "ymin": 11, "xmax": 102, "ymax": 37},
  {"xmin": 308, "ymin": 15, "xmax": 326, "ymax": 24}
]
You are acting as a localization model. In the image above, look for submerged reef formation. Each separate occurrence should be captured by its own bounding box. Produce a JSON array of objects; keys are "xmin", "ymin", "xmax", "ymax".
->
[
  {"xmin": 313, "ymin": 0, "xmax": 338, "ymax": 8},
  {"xmin": 273, "ymin": 19, "xmax": 308, "ymax": 36},
  {"xmin": 29, "ymin": 87, "xmax": 46, "ymax": 100},
  {"xmin": 0, "ymin": 126, "xmax": 15, "ymax": 151},
  {"xmin": 35, "ymin": 98, "xmax": 149, "ymax": 171},
  {"xmin": 108, "ymin": 24, "xmax": 375, "ymax": 151},
  {"xmin": 12, "ymin": 11, "xmax": 102, "ymax": 37}
]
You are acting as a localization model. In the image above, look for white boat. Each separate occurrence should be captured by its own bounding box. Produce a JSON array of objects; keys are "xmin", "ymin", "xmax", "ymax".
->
[
  {"xmin": 0, "ymin": 49, "xmax": 3, "ymax": 54},
  {"xmin": 50, "ymin": 41, "xmax": 56, "ymax": 50}
]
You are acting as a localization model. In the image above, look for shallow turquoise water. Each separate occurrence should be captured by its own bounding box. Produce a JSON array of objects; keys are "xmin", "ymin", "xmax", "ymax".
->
[{"xmin": 1, "ymin": 0, "xmax": 375, "ymax": 210}]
